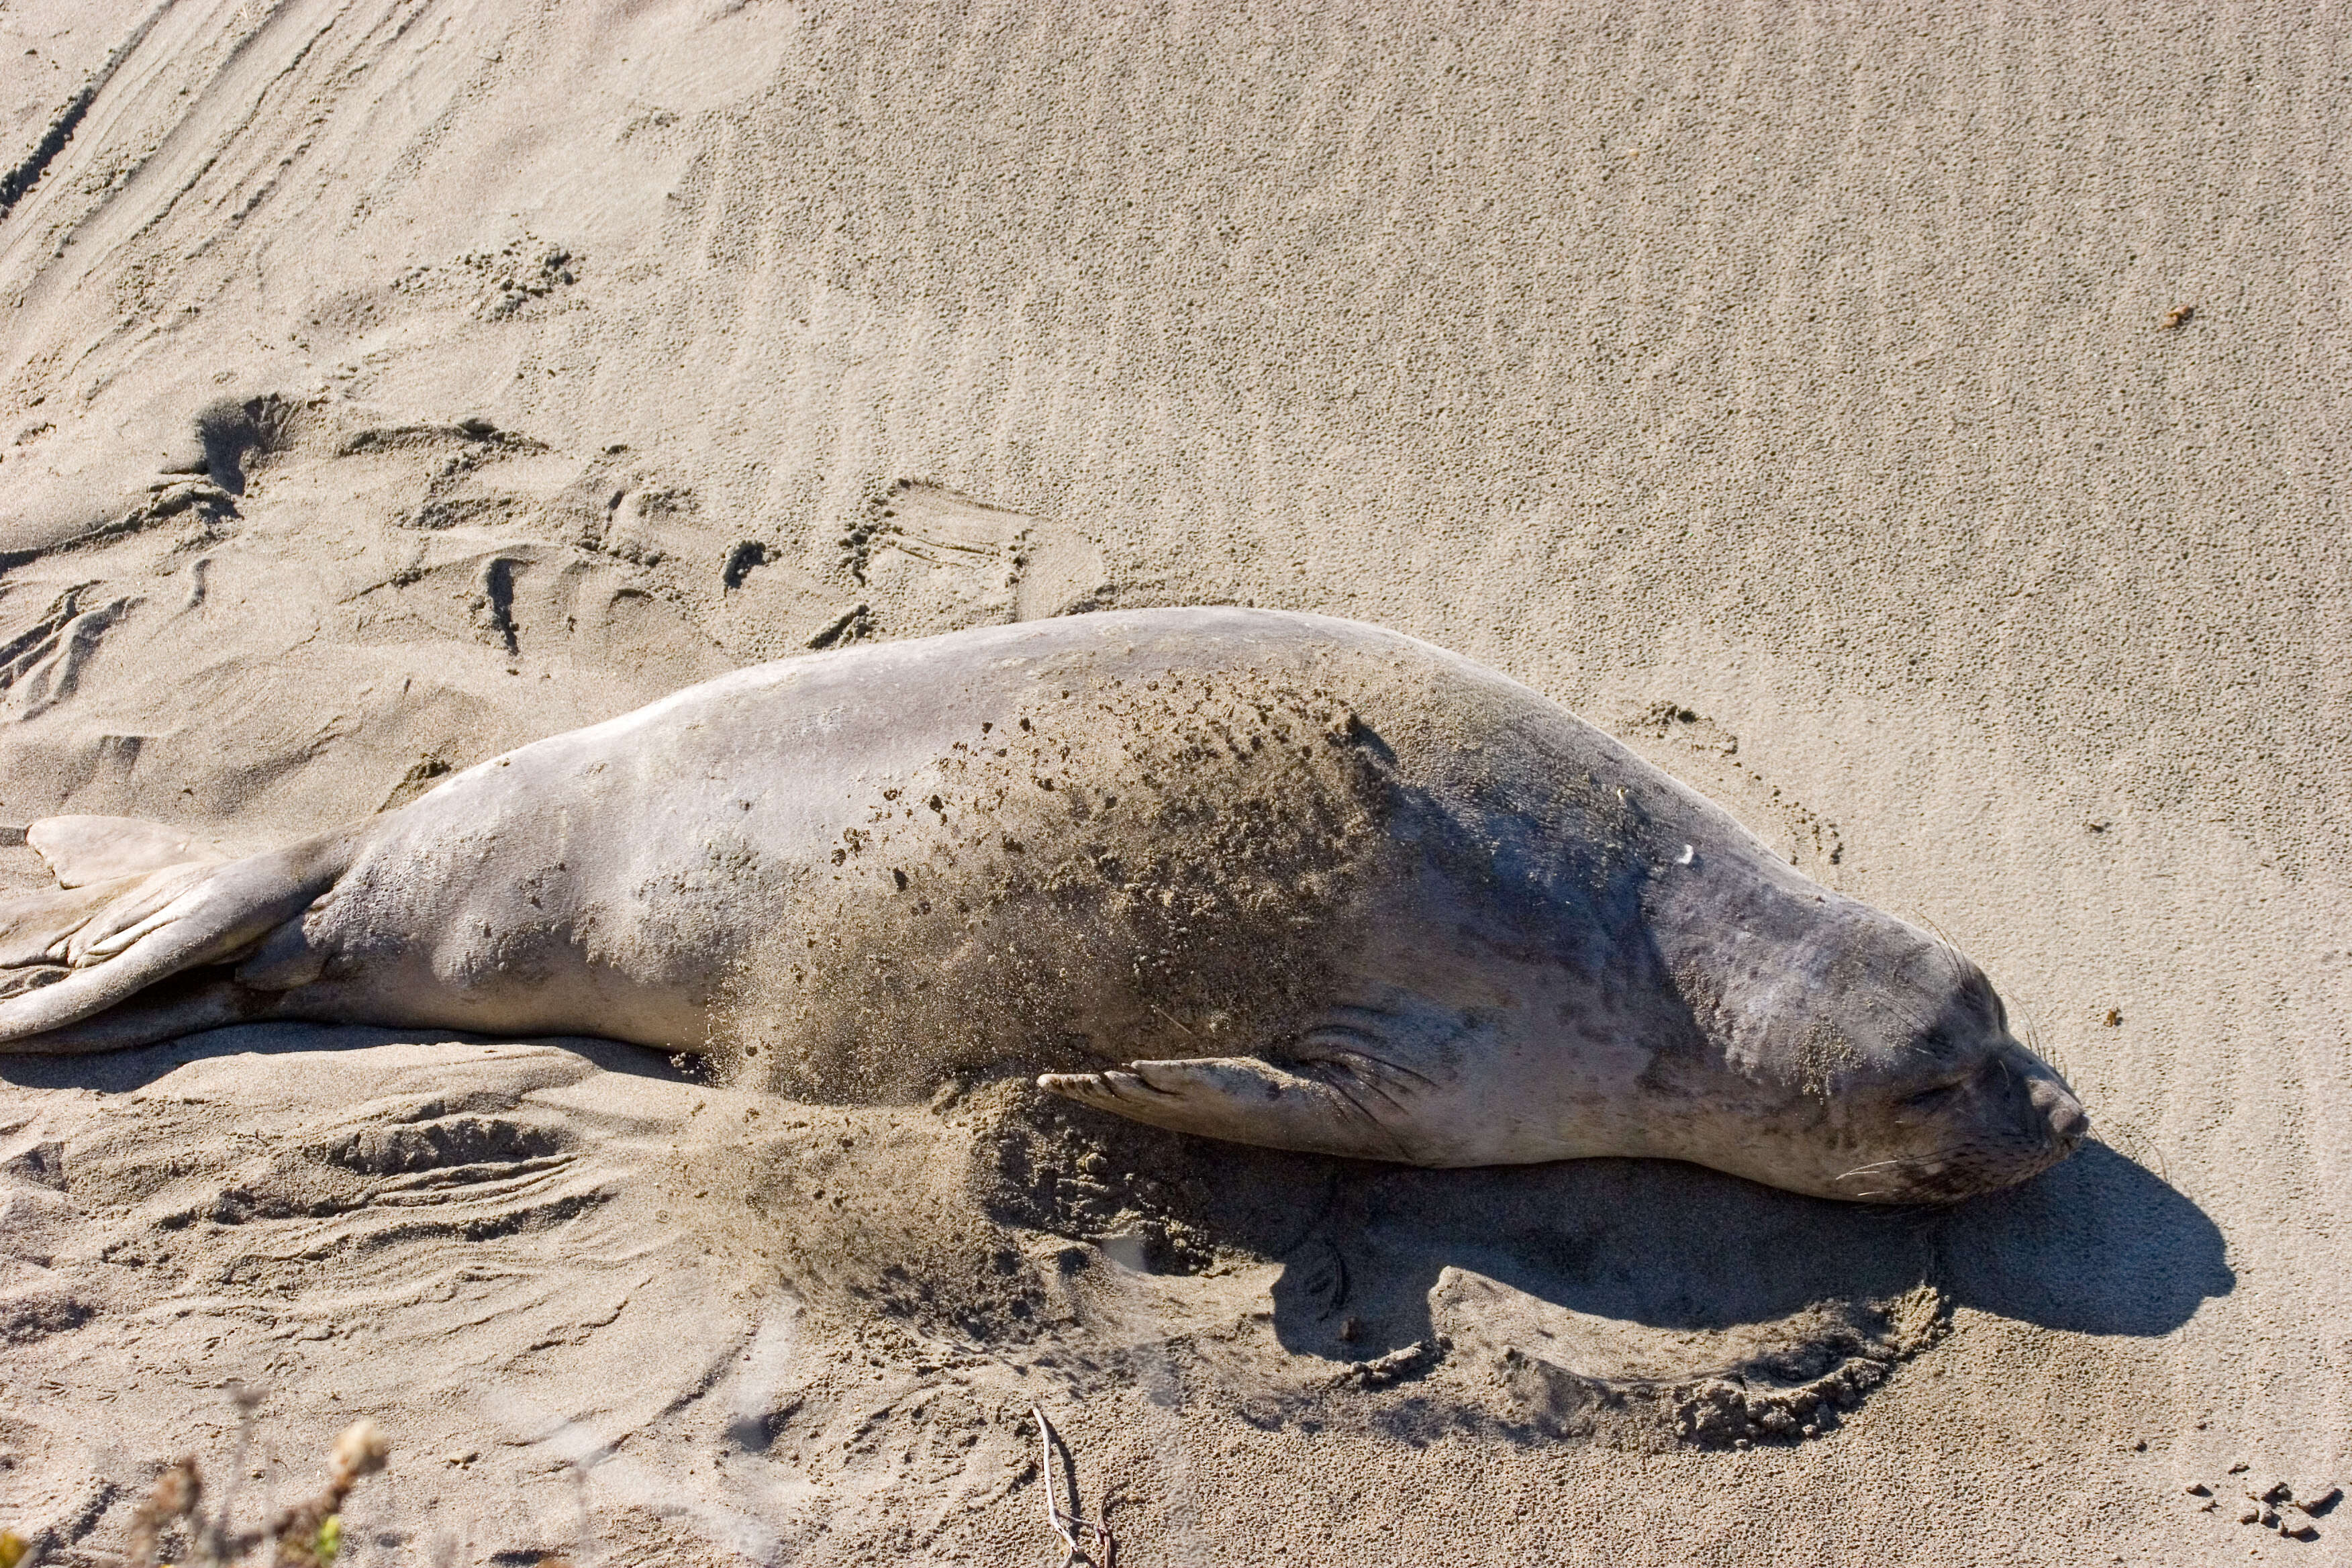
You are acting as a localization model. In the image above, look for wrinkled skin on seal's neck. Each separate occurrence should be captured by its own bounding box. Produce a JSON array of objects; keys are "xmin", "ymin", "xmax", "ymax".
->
[{"xmin": 1634, "ymin": 822, "xmax": 2089, "ymax": 1204}]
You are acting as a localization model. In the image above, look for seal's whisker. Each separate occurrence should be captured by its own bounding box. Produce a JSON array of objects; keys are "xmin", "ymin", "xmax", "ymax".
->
[
  {"xmin": 2012, "ymin": 1008, "xmax": 2075, "ymax": 1084},
  {"xmin": 1888, "ymin": 1002, "xmax": 1938, "ymax": 1050},
  {"xmin": 1911, "ymin": 911, "xmax": 1970, "ymax": 985},
  {"xmin": 1877, "ymin": 993, "xmax": 1947, "ymax": 1064},
  {"xmin": 2004, "ymin": 991, "xmax": 2053, "ymax": 1058},
  {"xmin": 2098, "ymin": 1118, "xmax": 2171, "ymax": 1186},
  {"xmin": 1834, "ymin": 1157, "xmax": 1918, "ymax": 1183}
]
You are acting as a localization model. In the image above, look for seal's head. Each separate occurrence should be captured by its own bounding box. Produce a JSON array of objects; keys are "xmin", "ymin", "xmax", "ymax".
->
[
  {"xmin": 1814, "ymin": 936, "xmax": 2088, "ymax": 1202},
  {"xmin": 1667, "ymin": 890, "xmax": 2090, "ymax": 1204}
]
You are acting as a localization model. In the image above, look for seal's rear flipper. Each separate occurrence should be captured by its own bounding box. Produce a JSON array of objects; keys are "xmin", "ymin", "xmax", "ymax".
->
[
  {"xmin": 26, "ymin": 815, "xmax": 236, "ymax": 887},
  {"xmin": 0, "ymin": 830, "xmax": 357, "ymax": 1051},
  {"xmin": 0, "ymin": 971, "xmax": 280, "ymax": 1052},
  {"xmin": 1038, "ymin": 1056, "xmax": 1426, "ymax": 1163},
  {"xmin": 1, "ymin": 875, "xmax": 146, "ymax": 971}
]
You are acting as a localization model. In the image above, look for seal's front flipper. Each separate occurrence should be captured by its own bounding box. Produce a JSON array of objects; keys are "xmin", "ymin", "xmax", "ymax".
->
[
  {"xmin": 1039, "ymin": 1055, "xmax": 1432, "ymax": 1163},
  {"xmin": 0, "ymin": 830, "xmax": 358, "ymax": 1051},
  {"xmin": 26, "ymin": 815, "xmax": 236, "ymax": 888}
]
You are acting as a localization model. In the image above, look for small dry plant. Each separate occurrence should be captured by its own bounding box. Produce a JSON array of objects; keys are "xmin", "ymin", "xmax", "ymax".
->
[
  {"xmin": 6, "ymin": 1386, "xmax": 390, "ymax": 1568},
  {"xmin": 134, "ymin": 1406, "xmax": 389, "ymax": 1568}
]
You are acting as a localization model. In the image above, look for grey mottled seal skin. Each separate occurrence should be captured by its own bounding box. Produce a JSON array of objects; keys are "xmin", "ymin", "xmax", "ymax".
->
[{"xmin": 0, "ymin": 608, "xmax": 2086, "ymax": 1202}]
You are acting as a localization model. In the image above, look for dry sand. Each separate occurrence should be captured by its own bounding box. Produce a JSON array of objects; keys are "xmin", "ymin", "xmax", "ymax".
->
[{"xmin": 0, "ymin": 1, "xmax": 2346, "ymax": 1563}]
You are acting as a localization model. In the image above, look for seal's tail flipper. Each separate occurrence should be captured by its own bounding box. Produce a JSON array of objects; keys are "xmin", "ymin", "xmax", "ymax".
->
[
  {"xmin": 0, "ymin": 971, "xmax": 279, "ymax": 1052},
  {"xmin": 0, "ymin": 876, "xmax": 145, "ymax": 981},
  {"xmin": 0, "ymin": 830, "xmax": 356, "ymax": 1051},
  {"xmin": 26, "ymin": 814, "xmax": 235, "ymax": 888},
  {"xmin": 1038, "ymin": 1056, "xmax": 1425, "ymax": 1163}
]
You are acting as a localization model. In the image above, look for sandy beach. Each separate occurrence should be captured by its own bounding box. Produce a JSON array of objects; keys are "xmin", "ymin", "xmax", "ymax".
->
[{"xmin": 0, "ymin": 2, "xmax": 2345, "ymax": 1562}]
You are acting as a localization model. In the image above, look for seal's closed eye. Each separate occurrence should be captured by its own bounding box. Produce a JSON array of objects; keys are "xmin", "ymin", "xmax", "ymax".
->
[{"xmin": 1902, "ymin": 1076, "xmax": 1971, "ymax": 1112}]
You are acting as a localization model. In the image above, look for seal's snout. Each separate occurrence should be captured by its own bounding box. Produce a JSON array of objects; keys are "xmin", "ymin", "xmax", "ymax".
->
[{"xmin": 2030, "ymin": 1073, "xmax": 2090, "ymax": 1150}]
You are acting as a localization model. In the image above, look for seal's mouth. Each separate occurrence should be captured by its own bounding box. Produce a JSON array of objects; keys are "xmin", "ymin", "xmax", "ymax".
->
[
  {"xmin": 1832, "ymin": 1142, "xmax": 2071, "ymax": 1204},
  {"xmin": 1834, "ymin": 1071, "xmax": 2090, "ymax": 1204}
]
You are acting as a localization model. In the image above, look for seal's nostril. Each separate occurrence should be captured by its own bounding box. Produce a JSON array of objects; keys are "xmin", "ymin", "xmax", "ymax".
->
[{"xmin": 2024, "ymin": 1075, "xmax": 2089, "ymax": 1146}]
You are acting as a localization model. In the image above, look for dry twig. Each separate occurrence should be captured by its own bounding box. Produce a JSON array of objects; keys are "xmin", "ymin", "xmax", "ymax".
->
[{"xmin": 1029, "ymin": 1405, "xmax": 1115, "ymax": 1567}]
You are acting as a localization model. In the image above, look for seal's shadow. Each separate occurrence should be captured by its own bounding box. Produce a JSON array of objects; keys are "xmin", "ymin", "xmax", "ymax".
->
[
  {"xmin": 1238, "ymin": 1139, "xmax": 2228, "ymax": 1363},
  {"xmin": 1926, "ymin": 1140, "xmax": 2234, "ymax": 1336},
  {"xmin": 7, "ymin": 1028, "xmax": 2231, "ymax": 1437}
]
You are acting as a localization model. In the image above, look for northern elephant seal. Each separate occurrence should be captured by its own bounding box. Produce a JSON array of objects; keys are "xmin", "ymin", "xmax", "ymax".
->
[{"xmin": 0, "ymin": 608, "xmax": 2086, "ymax": 1202}]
